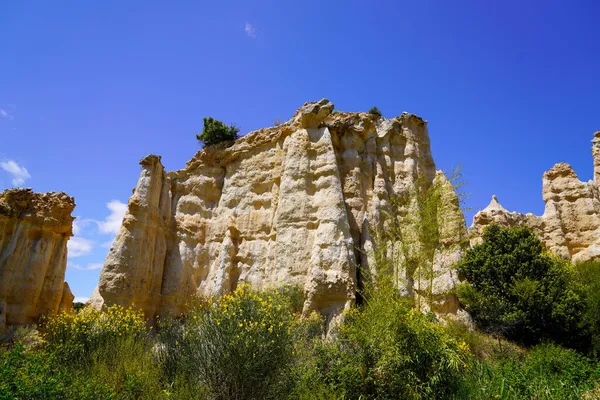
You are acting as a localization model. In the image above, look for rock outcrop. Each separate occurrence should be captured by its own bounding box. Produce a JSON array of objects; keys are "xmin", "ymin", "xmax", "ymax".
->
[
  {"xmin": 93, "ymin": 100, "xmax": 466, "ymax": 320},
  {"xmin": 470, "ymin": 131, "xmax": 600, "ymax": 263},
  {"xmin": 0, "ymin": 188, "xmax": 75, "ymax": 327}
]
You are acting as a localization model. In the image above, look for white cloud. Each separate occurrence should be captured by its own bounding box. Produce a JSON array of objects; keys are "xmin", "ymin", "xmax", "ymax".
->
[
  {"xmin": 98, "ymin": 200, "xmax": 127, "ymax": 235},
  {"xmin": 0, "ymin": 109, "xmax": 13, "ymax": 120},
  {"xmin": 72, "ymin": 217, "xmax": 98, "ymax": 236},
  {"xmin": 68, "ymin": 262, "xmax": 103, "ymax": 271},
  {"xmin": 67, "ymin": 237, "xmax": 94, "ymax": 257},
  {"xmin": 74, "ymin": 296, "xmax": 89, "ymax": 303},
  {"xmin": 101, "ymin": 240, "xmax": 114, "ymax": 248},
  {"xmin": 72, "ymin": 218, "xmax": 84, "ymax": 236},
  {"xmin": 1, "ymin": 160, "xmax": 31, "ymax": 186},
  {"xmin": 245, "ymin": 22, "xmax": 256, "ymax": 38}
]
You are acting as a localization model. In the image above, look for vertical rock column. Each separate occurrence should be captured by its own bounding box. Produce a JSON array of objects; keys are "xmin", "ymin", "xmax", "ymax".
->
[
  {"xmin": 98, "ymin": 155, "xmax": 172, "ymax": 317},
  {"xmin": 0, "ymin": 189, "xmax": 75, "ymax": 327},
  {"xmin": 593, "ymin": 131, "xmax": 600, "ymax": 183}
]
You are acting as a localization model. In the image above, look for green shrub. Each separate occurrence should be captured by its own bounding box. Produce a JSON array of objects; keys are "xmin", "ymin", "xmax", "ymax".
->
[
  {"xmin": 456, "ymin": 224, "xmax": 585, "ymax": 346},
  {"xmin": 43, "ymin": 305, "xmax": 149, "ymax": 365},
  {"xmin": 0, "ymin": 344, "xmax": 114, "ymax": 400},
  {"xmin": 0, "ymin": 345, "xmax": 68, "ymax": 399},
  {"xmin": 460, "ymin": 343, "xmax": 600, "ymax": 399},
  {"xmin": 293, "ymin": 285, "xmax": 467, "ymax": 399},
  {"xmin": 368, "ymin": 106, "xmax": 382, "ymax": 117},
  {"xmin": 196, "ymin": 117, "xmax": 239, "ymax": 147},
  {"xmin": 573, "ymin": 260, "xmax": 600, "ymax": 357},
  {"xmin": 35, "ymin": 305, "xmax": 161, "ymax": 399},
  {"xmin": 158, "ymin": 285, "xmax": 298, "ymax": 400},
  {"xmin": 85, "ymin": 337, "xmax": 162, "ymax": 400}
]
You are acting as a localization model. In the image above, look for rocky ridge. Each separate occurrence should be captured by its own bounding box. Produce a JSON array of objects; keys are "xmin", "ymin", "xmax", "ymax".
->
[
  {"xmin": 0, "ymin": 188, "xmax": 75, "ymax": 330},
  {"xmin": 470, "ymin": 131, "xmax": 600, "ymax": 263},
  {"xmin": 92, "ymin": 100, "xmax": 467, "ymax": 320}
]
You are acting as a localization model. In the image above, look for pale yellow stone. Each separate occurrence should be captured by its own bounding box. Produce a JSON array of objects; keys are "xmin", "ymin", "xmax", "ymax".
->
[
  {"xmin": 0, "ymin": 188, "xmax": 75, "ymax": 327},
  {"xmin": 470, "ymin": 132, "xmax": 600, "ymax": 264},
  {"xmin": 94, "ymin": 100, "xmax": 467, "ymax": 320}
]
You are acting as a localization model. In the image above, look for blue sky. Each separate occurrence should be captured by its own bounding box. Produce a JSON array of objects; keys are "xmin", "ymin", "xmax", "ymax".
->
[{"xmin": 1, "ymin": 1, "xmax": 599, "ymax": 301}]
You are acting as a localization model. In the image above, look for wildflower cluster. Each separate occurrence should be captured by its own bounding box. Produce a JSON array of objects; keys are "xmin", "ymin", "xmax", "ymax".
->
[
  {"xmin": 159, "ymin": 284, "xmax": 300, "ymax": 399},
  {"xmin": 201, "ymin": 284, "xmax": 293, "ymax": 351},
  {"xmin": 43, "ymin": 305, "xmax": 148, "ymax": 364}
]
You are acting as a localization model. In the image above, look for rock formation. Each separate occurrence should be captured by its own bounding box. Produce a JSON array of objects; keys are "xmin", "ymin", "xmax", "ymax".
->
[
  {"xmin": 93, "ymin": 100, "xmax": 467, "ymax": 320},
  {"xmin": 470, "ymin": 131, "xmax": 600, "ymax": 263},
  {"xmin": 0, "ymin": 188, "xmax": 75, "ymax": 328}
]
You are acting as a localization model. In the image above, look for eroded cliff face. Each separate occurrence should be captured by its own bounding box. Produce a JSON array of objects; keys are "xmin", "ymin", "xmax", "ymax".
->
[
  {"xmin": 470, "ymin": 131, "xmax": 600, "ymax": 263},
  {"xmin": 0, "ymin": 189, "xmax": 75, "ymax": 328},
  {"xmin": 94, "ymin": 100, "xmax": 466, "ymax": 320}
]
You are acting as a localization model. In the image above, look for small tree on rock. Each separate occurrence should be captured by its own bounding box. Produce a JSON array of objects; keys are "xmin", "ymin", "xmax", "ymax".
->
[
  {"xmin": 197, "ymin": 117, "xmax": 240, "ymax": 147},
  {"xmin": 368, "ymin": 106, "xmax": 382, "ymax": 117}
]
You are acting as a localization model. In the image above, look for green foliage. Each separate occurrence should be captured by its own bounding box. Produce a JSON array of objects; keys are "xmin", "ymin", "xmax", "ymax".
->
[
  {"xmin": 459, "ymin": 343, "xmax": 600, "ymax": 399},
  {"xmin": 1, "ymin": 345, "xmax": 71, "ymax": 399},
  {"xmin": 573, "ymin": 260, "xmax": 600, "ymax": 357},
  {"xmin": 0, "ymin": 335, "xmax": 160, "ymax": 400},
  {"xmin": 43, "ymin": 305, "xmax": 149, "ymax": 365},
  {"xmin": 73, "ymin": 302, "xmax": 85, "ymax": 312},
  {"xmin": 157, "ymin": 284, "xmax": 300, "ymax": 400},
  {"xmin": 367, "ymin": 167, "xmax": 468, "ymax": 310},
  {"xmin": 292, "ymin": 261, "xmax": 468, "ymax": 400},
  {"xmin": 196, "ymin": 117, "xmax": 239, "ymax": 147},
  {"xmin": 4, "ymin": 279, "xmax": 600, "ymax": 399},
  {"xmin": 456, "ymin": 224, "xmax": 585, "ymax": 346},
  {"xmin": 368, "ymin": 106, "xmax": 382, "ymax": 117}
]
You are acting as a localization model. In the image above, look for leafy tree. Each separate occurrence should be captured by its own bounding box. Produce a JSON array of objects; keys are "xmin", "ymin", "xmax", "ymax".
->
[
  {"xmin": 573, "ymin": 260, "xmax": 600, "ymax": 357},
  {"xmin": 196, "ymin": 117, "xmax": 239, "ymax": 147},
  {"xmin": 456, "ymin": 224, "xmax": 585, "ymax": 346},
  {"xmin": 368, "ymin": 106, "xmax": 382, "ymax": 117}
]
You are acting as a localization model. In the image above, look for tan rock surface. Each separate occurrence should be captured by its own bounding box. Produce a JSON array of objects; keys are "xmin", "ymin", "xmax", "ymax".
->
[
  {"xmin": 0, "ymin": 188, "xmax": 75, "ymax": 326},
  {"xmin": 470, "ymin": 131, "xmax": 600, "ymax": 263},
  {"xmin": 94, "ymin": 100, "xmax": 466, "ymax": 320}
]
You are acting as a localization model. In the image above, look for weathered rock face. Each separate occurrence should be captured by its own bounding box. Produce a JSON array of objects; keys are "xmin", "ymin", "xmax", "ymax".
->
[
  {"xmin": 470, "ymin": 131, "xmax": 600, "ymax": 263},
  {"xmin": 0, "ymin": 188, "xmax": 75, "ymax": 327},
  {"xmin": 94, "ymin": 100, "xmax": 466, "ymax": 320}
]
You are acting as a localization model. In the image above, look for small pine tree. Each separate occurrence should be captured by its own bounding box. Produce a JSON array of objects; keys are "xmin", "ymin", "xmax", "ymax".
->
[
  {"xmin": 368, "ymin": 106, "xmax": 382, "ymax": 117},
  {"xmin": 196, "ymin": 117, "xmax": 240, "ymax": 147}
]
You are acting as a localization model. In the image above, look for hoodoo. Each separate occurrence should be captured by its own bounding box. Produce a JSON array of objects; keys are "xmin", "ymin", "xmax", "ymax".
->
[
  {"xmin": 92, "ymin": 100, "xmax": 466, "ymax": 320},
  {"xmin": 0, "ymin": 188, "xmax": 75, "ymax": 330},
  {"xmin": 470, "ymin": 131, "xmax": 600, "ymax": 263}
]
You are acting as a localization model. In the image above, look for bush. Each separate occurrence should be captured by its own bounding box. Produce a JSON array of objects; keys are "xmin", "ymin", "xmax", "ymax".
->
[
  {"xmin": 43, "ymin": 305, "xmax": 149, "ymax": 365},
  {"xmin": 196, "ymin": 117, "xmax": 239, "ymax": 147},
  {"xmin": 0, "ymin": 306, "xmax": 162, "ymax": 399},
  {"xmin": 158, "ymin": 285, "xmax": 299, "ymax": 400},
  {"xmin": 85, "ymin": 337, "xmax": 162, "ymax": 400},
  {"xmin": 456, "ymin": 224, "xmax": 585, "ymax": 347},
  {"xmin": 1, "ymin": 345, "xmax": 69, "ymax": 399},
  {"xmin": 0, "ymin": 343, "xmax": 129, "ymax": 400},
  {"xmin": 573, "ymin": 260, "xmax": 600, "ymax": 357},
  {"xmin": 368, "ymin": 106, "xmax": 382, "ymax": 117},
  {"xmin": 293, "ymin": 284, "xmax": 468, "ymax": 399},
  {"xmin": 460, "ymin": 343, "xmax": 600, "ymax": 399}
]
